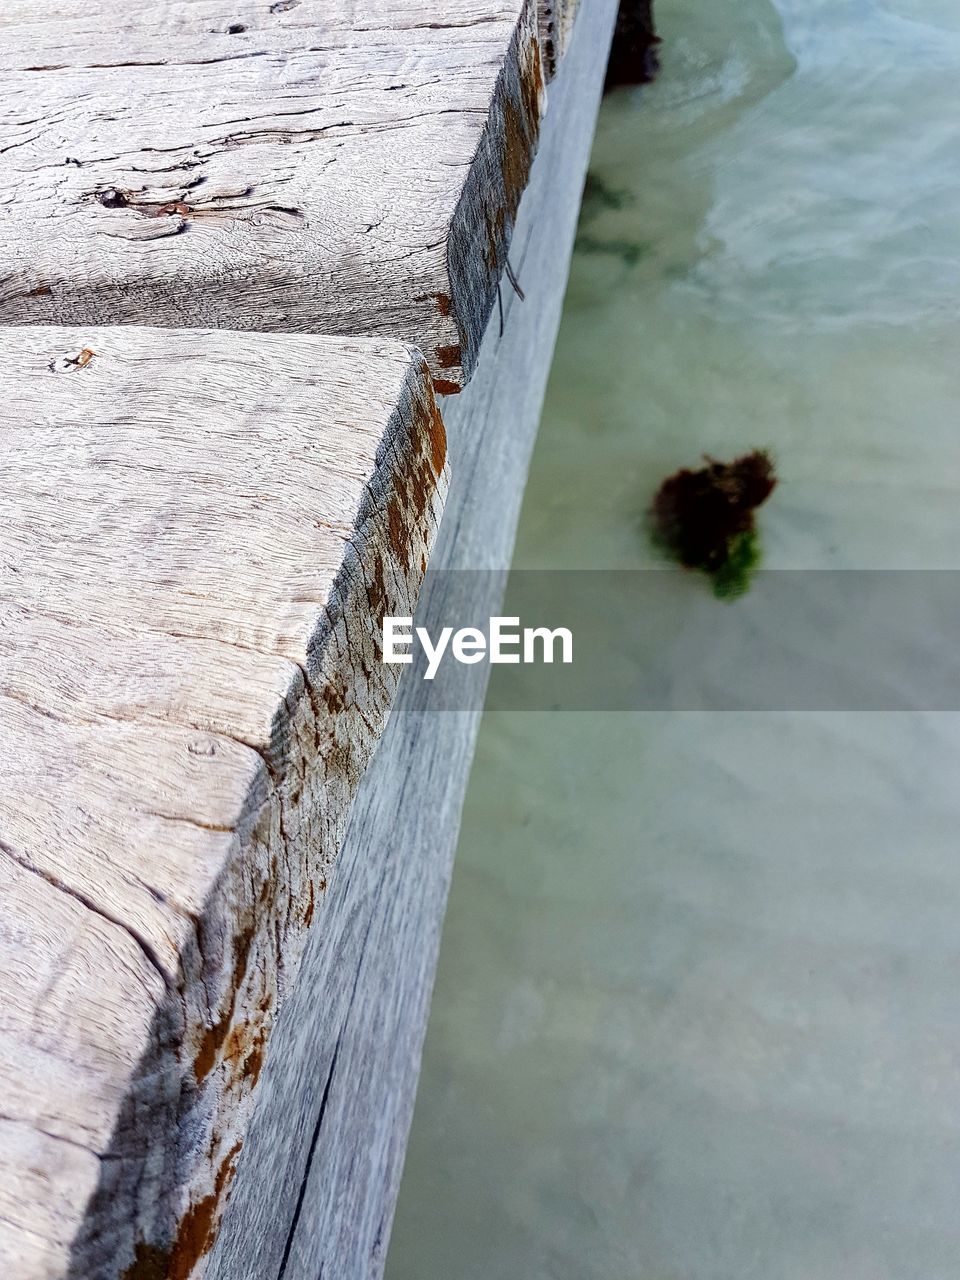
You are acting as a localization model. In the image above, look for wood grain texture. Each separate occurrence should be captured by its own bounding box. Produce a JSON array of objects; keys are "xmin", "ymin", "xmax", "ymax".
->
[
  {"xmin": 207, "ymin": 0, "xmax": 619, "ymax": 1274},
  {"xmin": 0, "ymin": 0, "xmax": 546, "ymax": 389},
  {"xmin": 0, "ymin": 326, "xmax": 447, "ymax": 1279},
  {"xmin": 538, "ymin": 0, "xmax": 582, "ymax": 75}
]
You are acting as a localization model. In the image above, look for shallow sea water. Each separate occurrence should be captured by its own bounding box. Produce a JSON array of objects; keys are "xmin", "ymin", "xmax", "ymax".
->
[{"xmin": 387, "ymin": 2, "xmax": 960, "ymax": 1276}]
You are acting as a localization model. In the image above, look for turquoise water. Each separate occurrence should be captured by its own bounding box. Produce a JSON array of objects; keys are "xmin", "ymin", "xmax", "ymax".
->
[{"xmin": 387, "ymin": 1, "xmax": 960, "ymax": 1276}]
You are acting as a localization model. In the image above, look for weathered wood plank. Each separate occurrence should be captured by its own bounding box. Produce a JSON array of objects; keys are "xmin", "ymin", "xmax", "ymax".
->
[
  {"xmin": 538, "ymin": 0, "xmax": 582, "ymax": 75},
  {"xmin": 0, "ymin": 0, "xmax": 546, "ymax": 389},
  {"xmin": 207, "ymin": 0, "xmax": 619, "ymax": 1274},
  {"xmin": 0, "ymin": 327, "xmax": 447, "ymax": 1279}
]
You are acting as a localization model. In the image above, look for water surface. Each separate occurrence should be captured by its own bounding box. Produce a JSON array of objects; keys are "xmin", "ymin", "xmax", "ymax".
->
[{"xmin": 388, "ymin": 1, "xmax": 960, "ymax": 1276}]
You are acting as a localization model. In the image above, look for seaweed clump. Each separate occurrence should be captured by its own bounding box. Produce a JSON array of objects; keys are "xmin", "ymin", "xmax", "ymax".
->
[{"xmin": 650, "ymin": 450, "xmax": 777, "ymax": 598}]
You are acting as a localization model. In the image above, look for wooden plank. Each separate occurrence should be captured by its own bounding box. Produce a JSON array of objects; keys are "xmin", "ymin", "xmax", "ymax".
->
[
  {"xmin": 0, "ymin": 326, "xmax": 447, "ymax": 1279},
  {"xmin": 207, "ymin": 0, "xmax": 619, "ymax": 1275},
  {"xmin": 0, "ymin": 0, "xmax": 546, "ymax": 389}
]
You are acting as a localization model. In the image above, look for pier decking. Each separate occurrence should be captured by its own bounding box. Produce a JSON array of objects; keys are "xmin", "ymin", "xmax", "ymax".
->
[{"xmin": 0, "ymin": 1, "xmax": 617, "ymax": 1275}]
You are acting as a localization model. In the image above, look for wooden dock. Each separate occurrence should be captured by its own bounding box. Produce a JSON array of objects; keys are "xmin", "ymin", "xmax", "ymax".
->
[{"xmin": 0, "ymin": 1, "xmax": 620, "ymax": 1275}]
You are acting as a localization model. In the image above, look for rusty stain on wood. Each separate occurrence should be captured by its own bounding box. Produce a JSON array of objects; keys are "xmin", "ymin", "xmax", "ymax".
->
[
  {"xmin": 435, "ymin": 343, "xmax": 462, "ymax": 369},
  {"xmin": 167, "ymin": 1142, "xmax": 244, "ymax": 1280}
]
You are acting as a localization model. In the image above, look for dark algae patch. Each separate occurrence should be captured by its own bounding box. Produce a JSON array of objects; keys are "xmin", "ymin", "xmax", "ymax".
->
[
  {"xmin": 575, "ymin": 233, "xmax": 649, "ymax": 267},
  {"xmin": 575, "ymin": 173, "xmax": 651, "ymax": 267},
  {"xmin": 650, "ymin": 450, "xmax": 777, "ymax": 599},
  {"xmin": 581, "ymin": 172, "xmax": 631, "ymax": 216}
]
